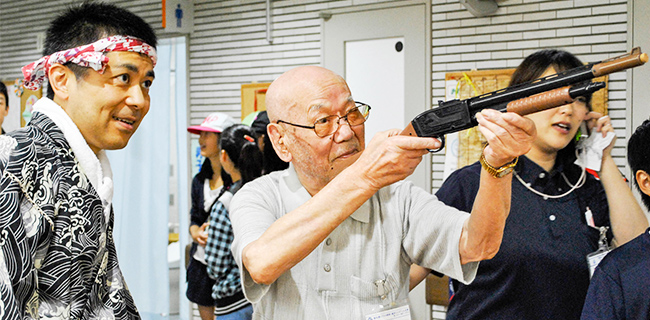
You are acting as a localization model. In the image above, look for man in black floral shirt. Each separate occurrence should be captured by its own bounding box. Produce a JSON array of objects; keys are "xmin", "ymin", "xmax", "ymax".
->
[{"xmin": 0, "ymin": 2, "xmax": 157, "ymax": 319}]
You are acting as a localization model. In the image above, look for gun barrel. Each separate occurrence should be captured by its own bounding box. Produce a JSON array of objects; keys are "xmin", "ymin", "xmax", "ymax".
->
[
  {"xmin": 401, "ymin": 82, "xmax": 606, "ymax": 139},
  {"xmin": 401, "ymin": 47, "xmax": 647, "ymax": 145},
  {"xmin": 467, "ymin": 47, "xmax": 646, "ymax": 113},
  {"xmin": 468, "ymin": 67, "xmax": 593, "ymax": 112}
]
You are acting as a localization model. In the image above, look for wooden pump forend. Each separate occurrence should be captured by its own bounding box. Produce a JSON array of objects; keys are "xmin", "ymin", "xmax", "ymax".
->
[{"xmin": 505, "ymin": 82, "xmax": 606, "ymax": 116}]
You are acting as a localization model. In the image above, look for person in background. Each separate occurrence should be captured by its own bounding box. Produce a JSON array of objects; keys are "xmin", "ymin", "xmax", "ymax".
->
[
  {"xmin": 0, "ymin": 2, "xmax": 156, "ymax": 318},
  {"xmin": 227, "ymin": 65, "xmax": 536, "ymax": 319},
  {"xmin": 0, "ymin": 81, "xmax": 9, "ymax": 134},
  {"xmin": 205, "ymin": 124, "xmax": 263, "ymax": 320},
  {"xmin": 250, "ymin": 110, "xmax": 289, "ymax": 174},
  {"xmin": 427, "ymin": 49, "xmax": 648, "ymax": 320},
  {"xmin": 243, "ymin": 110, "xmax": 266, "ymax": 149},
  {"xmin": 580, "ymin": 119, "xmax": 650, "ymax": 320},
  {"xmin": 186, "ymin": 112, "xmax": 236, "ymax": 320}
]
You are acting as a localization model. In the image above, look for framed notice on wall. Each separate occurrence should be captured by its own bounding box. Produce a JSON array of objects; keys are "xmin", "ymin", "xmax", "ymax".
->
[
  {"xmin": 240, "ymin": 82, "xmax": 271, "ymax": 121},
  {"xmin": 21, "ymin": 86, "xmax": 42, "ymax": 127},
  {"xmin": 1, "ymin": 80, "xmax": 42, "ymax": 132},
  {"xmin": 2, "ymin": 80, "xmax": 19, "ymax": 132}
]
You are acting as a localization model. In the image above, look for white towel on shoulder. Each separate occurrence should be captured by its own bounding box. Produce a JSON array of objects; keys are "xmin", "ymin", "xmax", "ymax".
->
[{"xmin": 32, "ymin": 97, "xmax": 114, "ymax": 222}]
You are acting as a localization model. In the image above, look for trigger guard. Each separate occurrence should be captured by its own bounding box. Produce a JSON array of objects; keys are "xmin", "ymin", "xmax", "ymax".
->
[{"xmin": 428, "ymin": 135, "xmax": 445, "ymax": 153}]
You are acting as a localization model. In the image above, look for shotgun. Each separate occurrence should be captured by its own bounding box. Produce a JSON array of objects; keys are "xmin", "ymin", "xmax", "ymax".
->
[{"xmin": 401, "ymin": 47, "xmax": 648, "ymax": 151}]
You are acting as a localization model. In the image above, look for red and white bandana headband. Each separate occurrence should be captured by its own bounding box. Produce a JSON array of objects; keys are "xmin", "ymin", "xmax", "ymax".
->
[{"xmin": 21, "ymin": 35, "xmax": 157, "ymax": 91}]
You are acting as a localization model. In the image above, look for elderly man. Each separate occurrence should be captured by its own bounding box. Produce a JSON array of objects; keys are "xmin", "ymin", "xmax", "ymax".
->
[
  {"xmin": 229, "ymin": 65, "xmax": 536, "ymax": 319},
  {"xmin": 0, "ymin": 2, "xmax": 156, "ymax": 319}
]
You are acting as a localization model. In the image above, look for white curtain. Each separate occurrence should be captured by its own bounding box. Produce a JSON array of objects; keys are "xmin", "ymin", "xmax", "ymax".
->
[{"xmin": 109, "ymin": 37, "xmax": 189, "ymax": 319}]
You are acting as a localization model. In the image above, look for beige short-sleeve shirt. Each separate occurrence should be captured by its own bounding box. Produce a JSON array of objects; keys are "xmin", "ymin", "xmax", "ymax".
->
[{"xmin": 230, "ymin": 164, "xmax": 477, "ymax": 320}]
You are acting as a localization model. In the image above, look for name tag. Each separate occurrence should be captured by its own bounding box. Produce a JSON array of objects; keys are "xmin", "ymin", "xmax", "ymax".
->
[
  {"xmin": 587, "ymin": 248, "xmax": 610, "ymax": 278},
  {"xmin": 365, "ymin": 305, "xmax": 411, "ymax": 320}
]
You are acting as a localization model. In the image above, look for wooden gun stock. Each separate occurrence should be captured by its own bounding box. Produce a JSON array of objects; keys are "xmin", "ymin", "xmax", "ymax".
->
[{"xmin": 592, "ymin": 47, "xmax": 648, "ymax": 77}]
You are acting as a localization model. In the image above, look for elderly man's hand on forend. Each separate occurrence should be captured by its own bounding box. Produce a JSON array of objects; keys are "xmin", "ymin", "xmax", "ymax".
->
[{"xmin": 476, "ymin": 109, "xmax": 536, "ymax": 167}]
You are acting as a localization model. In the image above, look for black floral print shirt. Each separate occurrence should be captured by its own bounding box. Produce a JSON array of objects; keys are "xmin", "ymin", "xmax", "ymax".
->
[{"xmin": 0, "ymin": 113, "xmax": 139, "ymax": 319}]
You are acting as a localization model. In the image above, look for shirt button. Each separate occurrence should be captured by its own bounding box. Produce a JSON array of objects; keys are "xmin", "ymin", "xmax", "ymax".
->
[
  {"xmin": 539, "ymin": 172, "xmax": 546, "ymax": 178},
  {"xmin": 326, "ymin": 238, "xmax": 332, "ymax": 246},
  {"xmin": 324, "ymin": 264, "xmax": 331, "ymax": 272},
  {"xmin": 549, "ymin": 215, "xmax": 556, "ymax": 221}
]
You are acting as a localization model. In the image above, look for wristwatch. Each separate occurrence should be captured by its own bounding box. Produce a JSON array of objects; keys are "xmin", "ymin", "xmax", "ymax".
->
[{"xmin": 479, "ymin": 152, "xmax": 518, "ymax": 178}]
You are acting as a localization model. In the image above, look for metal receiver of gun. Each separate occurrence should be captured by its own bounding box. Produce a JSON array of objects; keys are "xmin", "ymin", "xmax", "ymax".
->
[{"xmin": 401, "ymin": 47, "xmax": 648, "ymax": 152}]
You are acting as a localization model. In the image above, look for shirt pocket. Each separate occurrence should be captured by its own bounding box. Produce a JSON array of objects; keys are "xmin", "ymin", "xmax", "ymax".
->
[{"xmin": 349, "ymin": 273, "xmax": 402, "ymax": 316}]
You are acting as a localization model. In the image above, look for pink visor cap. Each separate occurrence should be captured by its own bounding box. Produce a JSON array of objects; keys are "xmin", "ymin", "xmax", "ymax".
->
[{"xmin": 188, "ymin": 112, "xmax": 237, "ymax": 134}]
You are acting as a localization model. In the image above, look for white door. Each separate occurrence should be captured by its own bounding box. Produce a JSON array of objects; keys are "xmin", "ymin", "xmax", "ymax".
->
[
  {"xmin": 323, "ymin": 4, "xmax": 431, "ymax": 320},
  {"xmin": 323, "ymin": 4, "xmax": 431, "ymax": 192}
]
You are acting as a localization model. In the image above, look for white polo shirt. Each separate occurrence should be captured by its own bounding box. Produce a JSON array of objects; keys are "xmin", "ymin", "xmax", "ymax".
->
[{"xmin": 230, "ymin": 164, "xmax": 477, "ymax": 320}]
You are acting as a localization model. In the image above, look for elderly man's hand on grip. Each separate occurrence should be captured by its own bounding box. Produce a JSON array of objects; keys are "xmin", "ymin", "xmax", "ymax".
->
[{"xmin": 351, "ymin": 129, "xmax": 442, "ymax": 192}]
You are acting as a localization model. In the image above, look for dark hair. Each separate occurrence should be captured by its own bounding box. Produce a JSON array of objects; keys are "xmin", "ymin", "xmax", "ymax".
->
[
  {"xmin": 510, "ymin": 49, "xmax": 591, "ymax": 164},
  {"xmin": 251, "ymin": 111, "xmax": 269, "ymax": 138},
  {"xmin": 262, "ymin": 133, "xmax": 289, "ymax": 174},
  {"xmin": 0, "ymin": 82, "xmax": 7, "ymax": 109},
  {"xmin": 627, "ymin": 119, "xmax": 650, "ymax": 210},
  {"xmin": 196, "ymin": 132, "xmax": 232, "ymax": 188},
  {"xmin": 220, "ymin": 124, "xmax": 264, "ymax": 185},
  {"xmin": 43, "ymin": 1, "xmax": 157, "ymax": 99},
  {"xmin": 250, "ymin": 111, "xmax": 289, "ymax": 174},
  {"xmin": 197, "ymin": 157, "xmax": 233, "ymax": 190}
]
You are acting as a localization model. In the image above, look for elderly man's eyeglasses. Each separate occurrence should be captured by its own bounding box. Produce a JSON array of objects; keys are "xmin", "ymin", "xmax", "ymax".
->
[{"xmin": 276, "ymin": 102, "xmax": 371, "ymax": 138}]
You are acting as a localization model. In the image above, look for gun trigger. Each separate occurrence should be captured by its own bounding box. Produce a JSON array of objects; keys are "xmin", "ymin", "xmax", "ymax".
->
[{"xmin": 428, "ymin": 135, "xmax": 445, "ymax": 153}]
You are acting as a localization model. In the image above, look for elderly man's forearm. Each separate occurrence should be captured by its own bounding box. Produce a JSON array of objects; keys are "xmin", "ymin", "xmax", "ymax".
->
[
  {"xmin": 243, "ymin": 169, "xmax": 377, "ymax": 284},
  {"xmin": 459, "ymin": 170, "xmax": 513, "ymax": 264}
]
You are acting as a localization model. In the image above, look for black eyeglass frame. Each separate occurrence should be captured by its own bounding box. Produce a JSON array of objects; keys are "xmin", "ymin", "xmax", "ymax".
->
[{"xmin": 275, "ymin": 101, "xmax": 371, "ymax": 138}]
